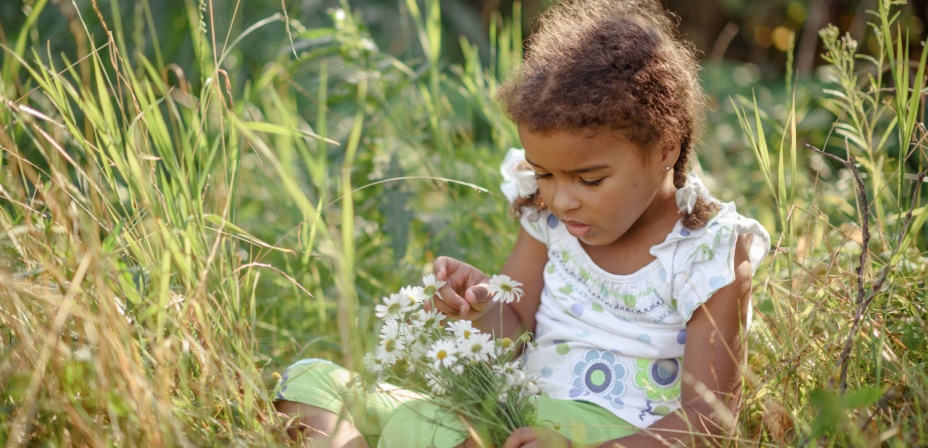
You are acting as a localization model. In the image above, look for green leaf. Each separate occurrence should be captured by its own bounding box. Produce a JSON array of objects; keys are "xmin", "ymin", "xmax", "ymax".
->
[
  {"xmin": 101, "ymin": 219, "xmax": 126, "ymax": 255},
  {"xmin": 239, "ymin": 120, "xmax": 339, "ymax": 146},
  {"xmin": 809, "ymin": 389, "xmax": 843, "ymax": 438},
  {"xmin": 843, "ymin": 386, "xmax": 884, "ymax": 408},
  {"xmin": 378, "ymin": 155, "xmax": 413, "ymax": 260},
  {"xmin": 756, "ymin": 299, "xmax": 775, "ymax": 315}
]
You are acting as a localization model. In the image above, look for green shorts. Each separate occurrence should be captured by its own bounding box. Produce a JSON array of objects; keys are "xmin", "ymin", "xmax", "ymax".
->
[{"xmin": 276, "ymin": 359, "xmax": 638, "ymax": 447}]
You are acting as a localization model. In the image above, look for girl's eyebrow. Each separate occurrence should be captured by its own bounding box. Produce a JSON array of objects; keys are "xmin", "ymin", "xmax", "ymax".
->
[
  {"xmin": 564, "ymin": 164, "xmax": 610, "ymax": 174},
  {"xmin": 524, "ymin": 156, "xmax": 610, "ymax": 174}
]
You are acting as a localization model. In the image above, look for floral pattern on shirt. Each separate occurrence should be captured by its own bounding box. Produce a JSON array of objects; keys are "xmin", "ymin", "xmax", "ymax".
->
[
  {"xmin": 570, "ymin": 349, "xmax": 628, "ymax": 409},
  {"xmin": 633, "ymin": 357, "xmax": 682, "ymax": 402}
]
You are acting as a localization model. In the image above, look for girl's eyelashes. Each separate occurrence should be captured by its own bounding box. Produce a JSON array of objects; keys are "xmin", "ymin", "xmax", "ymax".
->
[{"xmin": 533, "ymin": 172, "xmax": 604, "ymax": 187}]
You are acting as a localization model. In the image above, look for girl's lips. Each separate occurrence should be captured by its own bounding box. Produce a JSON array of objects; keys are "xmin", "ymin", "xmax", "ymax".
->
[{"xmin": 564, "ymin": 221, "xmax": 593, "ymax": 238}]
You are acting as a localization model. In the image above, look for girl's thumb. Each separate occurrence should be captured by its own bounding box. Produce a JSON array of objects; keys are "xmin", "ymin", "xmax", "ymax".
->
[{"xmin": 466, "ymin": 284, "xmax": 491, "ymax": 305}]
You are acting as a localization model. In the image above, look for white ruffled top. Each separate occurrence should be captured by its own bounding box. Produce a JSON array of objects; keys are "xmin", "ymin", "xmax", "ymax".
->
[{"xmin": 501, "ymin": 148, "xmax": 770, "ymax": 427}]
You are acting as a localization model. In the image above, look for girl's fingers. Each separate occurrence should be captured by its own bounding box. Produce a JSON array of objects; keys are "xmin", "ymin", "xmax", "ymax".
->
[
  {"xmin": 464, "ymin": 284, "xmax": 492, "ymax": 315},
  {"xmin": 502, "ymin": 428, "xmax": 537, "ymax": 448},
  {"xmin": 423, "ymin": 282, "xmax": 471, "ymax": 317},
  {"xmin": 424, "ymin": 293, "xmax": 459, "ymax": 316},
  {"xmin": 504, "ymin": 428, "xmax": 572, "ymax": 448},
  {"xmin": 431, "ymin": 255, "xmax": 493, "ymax": 318},
  {"xmin": 466, "ymin": 284, "xmax": 490, "ymax": 304},
  {"xmin": 442, "ymin": 284, "xmax": 491, "ymax": 318},
  {"xmin": 433, "ymin": 256, "xmax": 456, "ymax": 283},
  {"xmin": 433, "ymin": 257, "xmax": 473, "ymax": 316},
  {"xmin": 436, "ymin": 283, "xmax": 470, "ymax": 316}
]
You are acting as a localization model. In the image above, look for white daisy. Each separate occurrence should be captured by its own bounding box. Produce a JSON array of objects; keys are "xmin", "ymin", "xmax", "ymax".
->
[
  {"xmin": 495, "ymin": 337, "xmax": 516, "ymax": 357},
  {"xmin": 376, "ymin": 320, "xmax": 406, "ymax": 366},
  {"xmin": 459, "ymin": 333, "xmax": 494, "ymax": 362},
  {"xmin": 405, "ymin": 357, "xmax": 418, "ymax": 374},
  {"xmin": 380, "ymin": 319, "xmax": 402, "ymax": 342},
  {"xmin": 426, "ymin": 372, "xmax": 447, "ymax": 396},
  {"xmin": 427, "ymin": 339, "xmax": 459, "ymax": 369},
  {"xmin": 375, "ymin": 293, "xmax": 406, "ymax": 320},
  {"xmin": 412, "ymin": 308, "xmax": 445, "ymax": 329},
  {"xmin": 492, "ymin": 361, "xmax": 521, "ymax": 378},
  {"xmin": 394, "ymin": 321, "xmax": 417, "ymax": 346},
  {"xmin": 363, "ymin": 352, "xmax": 383, "ymax": 375},
  {"xmin": 373, "ymin": 345, "xmax": 398, "ymax": 367},
  {"xmin": 398, "ymin": 286, "xmax": 427, "ymax": 311},
  {"xmin": 492, "ymin": 361, "xmax": 535, "ymax": 391},
  {"xmin": 406, "ymin": 339, "xmax": 429, "ymax": 360},
  {"xmin": 487, "ymin": 274, "xmax": 524, "ymax": 304},
  {"xmin": 523, "ymin": 380, "xmax": 541, "ymax": 396},
  {"xmin": 447, "ymin": 320, "xmax": 476, "ymax": 340},
  {"xmin": 421, "ymin": 273, "xmax": 446, "ymax": 299},
  {"xmin": 506, "ymin": 370, "xmax": 527, "ymax": 387}
]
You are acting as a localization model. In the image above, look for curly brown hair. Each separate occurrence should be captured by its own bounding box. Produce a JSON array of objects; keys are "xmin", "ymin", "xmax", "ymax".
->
[{"xmin": 498, "ymin": 0, "xmax": 719, "ymax": 229}]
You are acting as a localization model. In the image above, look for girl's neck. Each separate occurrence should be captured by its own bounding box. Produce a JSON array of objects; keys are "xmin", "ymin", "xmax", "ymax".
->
[{"xmin": 581, "ymin": 188, "xmax": 679, "ymax": 276}]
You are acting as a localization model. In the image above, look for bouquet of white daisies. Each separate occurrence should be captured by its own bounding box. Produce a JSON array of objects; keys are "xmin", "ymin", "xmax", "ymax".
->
[{"xmin": 363, "ymin": 273, "xmax": 539, "ymax": 446}]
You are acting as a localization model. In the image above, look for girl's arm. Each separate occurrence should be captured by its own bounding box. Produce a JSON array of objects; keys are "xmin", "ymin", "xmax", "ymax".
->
[
  {"xmin": 601, "ymin": 235, "xmax": 752, "ymax": 448},
  {"xmin": 431, "ymin": 228, "xmax": 547, "ymax": 339},
  {"xmin": 503, "ymin": 235, "xmax": 753, "ymax": 448}
]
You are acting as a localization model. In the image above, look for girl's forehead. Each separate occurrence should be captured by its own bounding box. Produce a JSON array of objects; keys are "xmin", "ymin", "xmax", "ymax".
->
[
  {"xmin": 520, "ymin": 126, "xmax": 642, "ymax": 151},
  {"xmin": 519, "ymin": 126, "xmax": 651, "ymax": 167},
  {"xmin": 519, "ymin": 125, "xmax": 650, "ymax": 150}
]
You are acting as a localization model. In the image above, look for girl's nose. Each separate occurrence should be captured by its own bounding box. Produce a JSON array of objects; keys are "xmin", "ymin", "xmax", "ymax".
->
[{"xmin": 551, "ymin": 184, "xmax": 581, "ymax": 212}]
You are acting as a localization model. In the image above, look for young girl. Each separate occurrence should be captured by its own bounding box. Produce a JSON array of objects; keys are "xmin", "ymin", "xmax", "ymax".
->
[{"xmin": 275, "ymin": 0, "xmax": 770, "ymax": 446}]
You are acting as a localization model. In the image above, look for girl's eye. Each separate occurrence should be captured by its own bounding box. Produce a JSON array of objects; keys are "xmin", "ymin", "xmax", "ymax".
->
[
  {"xmin": 533, "ymin": 172, "xmax": 552, "ymax": 181},
  {"xmin": 581, "ymin": 178, "xmax": 604, "ymax": 187}
]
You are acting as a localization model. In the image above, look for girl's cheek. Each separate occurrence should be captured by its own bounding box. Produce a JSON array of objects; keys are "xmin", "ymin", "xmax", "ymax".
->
[{"xmin": 536, "ymin": 185, "xmax": 553, "ymax": 203}]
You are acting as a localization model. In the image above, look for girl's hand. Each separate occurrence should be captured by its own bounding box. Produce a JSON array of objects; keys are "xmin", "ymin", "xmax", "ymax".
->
[
  {"xmin": 429, "ymin": 256, "xmax": 492, "ymax": 319},
  {"xmin": 502, "ymin": 427, "xmax": 574, "ymax": 448}
]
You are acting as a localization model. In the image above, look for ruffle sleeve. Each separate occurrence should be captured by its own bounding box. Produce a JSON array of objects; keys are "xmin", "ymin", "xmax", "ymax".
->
[{"xmin": 650, "ymin": 202, "xmax": 770, "ymax": 322}]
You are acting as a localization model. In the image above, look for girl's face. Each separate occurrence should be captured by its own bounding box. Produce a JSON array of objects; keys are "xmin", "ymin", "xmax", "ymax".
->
[{"xmin": 519, "ymin": 126, "xmax": 678, "ymax": 249}]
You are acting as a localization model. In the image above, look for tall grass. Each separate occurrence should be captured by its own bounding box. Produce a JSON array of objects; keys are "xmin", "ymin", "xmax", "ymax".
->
[
  {"xmin": 0, "ymin": 0, "xmax": 925, "ymax": 447},
  {"xmin": 0, "ymin": 0, "xmax": 518, "ymax": 445},
  {"xmin": 734, "ymin": 1, "xmax": 928, "ymax": 445},
  {"xmin": 0, "ymin": 0, "xmax": 293, "ymax": 444}
]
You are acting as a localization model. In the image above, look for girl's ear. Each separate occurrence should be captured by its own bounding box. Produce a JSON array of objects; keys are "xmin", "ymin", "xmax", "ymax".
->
[{"xmin": 660, "ymin": 139, "xmax": 682, "ymax": 167}]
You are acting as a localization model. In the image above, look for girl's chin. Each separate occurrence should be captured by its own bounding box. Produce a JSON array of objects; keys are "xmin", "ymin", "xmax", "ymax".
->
[
  {"xmin": 577, "ymin": 234, "xmax": 607, "ymax": 246},
  {"xmin": 578, "ymin": 231, "xmax": 625, "ymax": 248}
]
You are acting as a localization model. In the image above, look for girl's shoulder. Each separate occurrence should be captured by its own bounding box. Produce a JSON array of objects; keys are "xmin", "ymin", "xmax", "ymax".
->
[
  {"xmin": 653, "ymin": 202, "xmax": 769, "ymax": 270},
  {"xmin": 649, "ymin": 202, "xmax": 770, "ymax": 320}
]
